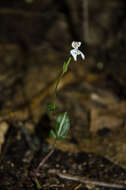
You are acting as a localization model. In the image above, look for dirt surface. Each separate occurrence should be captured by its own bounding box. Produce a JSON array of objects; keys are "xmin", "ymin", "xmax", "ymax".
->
[{"xmin": 0, "ymin": 125, "xmax": 126, "ymax": 190}]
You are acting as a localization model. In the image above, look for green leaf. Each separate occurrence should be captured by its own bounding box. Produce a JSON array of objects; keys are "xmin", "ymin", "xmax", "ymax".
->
[
  {"xmin": 63, "ymin": 57, "xmax": 71, "ymax": 74},
  {"xmin": 46, "ymin": 104, "xmax": 58, "ymax": 111},
  {"xmin": 50, "ymin": 129, "xmax": 57, "ymax": 139},
  {"xmin": 55, "ymin": 112, "xmax": 70, "ymax": 140},
  {"xmin": 63, "ymin": 62, "xmax": 68, "ymax": 73}
]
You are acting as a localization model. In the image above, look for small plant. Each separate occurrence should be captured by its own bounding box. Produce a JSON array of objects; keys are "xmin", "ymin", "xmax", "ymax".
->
[{"xmin": 34, "ymin": 41, "xmax": 85, "ymax": 180}]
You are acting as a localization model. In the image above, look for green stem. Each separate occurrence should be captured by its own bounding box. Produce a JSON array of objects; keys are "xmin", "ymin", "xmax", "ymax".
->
[
  {"xmin": 34, "ymin": 177, "xmax": 41, "ymax": 189},
  {"xmin": 53, "ymin": 57, "xmax": 72, "ymax": 107},
  {"xmin": 53, "ymin": 71, "xmax": 64, "ymax": 107}
]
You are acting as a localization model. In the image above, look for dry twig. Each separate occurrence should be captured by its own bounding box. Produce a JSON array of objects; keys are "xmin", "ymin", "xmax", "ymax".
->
[{"xmin": 49, "ymin": 170, "xmax": 126, "ymax": 189}]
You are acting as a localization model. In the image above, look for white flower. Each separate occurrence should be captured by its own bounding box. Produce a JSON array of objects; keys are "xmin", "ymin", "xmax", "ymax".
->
[{"xmin": 70, "ymin": 41, "xmax": 85, "ymax": 61}]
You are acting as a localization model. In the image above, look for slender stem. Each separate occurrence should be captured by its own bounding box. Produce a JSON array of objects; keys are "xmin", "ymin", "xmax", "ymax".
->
[
  {"xmin": 34, "ymin": 57, "xmax": 72, "ymax": 177},
  {"xmin": 53, "ymin": 57, "xmax": 72, "ymax": 107},
  {"xmin": 53, "ymin": 71, "xmax": 64, "ymax": 107},
  {"xmin": 35, "ymin": 140, "xmax": 57, "ymax": 177},
  {"xmin": 35, "ymin": 149, "xmax": 54, "ymax": 176}
]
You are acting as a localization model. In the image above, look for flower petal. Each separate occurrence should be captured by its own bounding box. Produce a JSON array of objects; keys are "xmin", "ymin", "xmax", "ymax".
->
[
  {"xmin": 70, "ymin": 49, "xmax": 77, "ymax": 61},
  {"xmin": 72, "ymin": 41, "xmax": 81, "ymax": 49},
  {"xmin": 80, "ymin": 51, "xmax": 85, "ymax": 60}
]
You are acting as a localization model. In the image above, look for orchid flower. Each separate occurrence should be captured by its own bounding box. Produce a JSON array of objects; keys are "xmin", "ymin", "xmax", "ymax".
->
[{"xmin": 70, "ymin": 41, "xmax": 85, "ymax": 61}]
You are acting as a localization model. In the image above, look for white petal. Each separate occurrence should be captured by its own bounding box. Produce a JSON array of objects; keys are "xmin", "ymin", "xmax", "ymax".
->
[
  {"xmin": 72, "ymin": 41, "xmax": 81, "ymax": 49},
  {"xmin": 70, "ymin": 49, "xmax": 77, "ymax": 61},
  {"xmin": 77, "ymin": 42, "xmax": 81, "ymax": 47},
  {"xmin": 77, "ymin": 50, "xmax": 85, "ymax": 60},
  {"xmin": 80, "ymin": 51, "xmax": 85, "ymax": 60}
]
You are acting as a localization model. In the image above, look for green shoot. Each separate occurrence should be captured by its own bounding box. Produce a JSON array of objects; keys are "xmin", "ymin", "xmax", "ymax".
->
[{"xmin": 34, "ymin": 41, "xmax": 85, "ymax": 180}]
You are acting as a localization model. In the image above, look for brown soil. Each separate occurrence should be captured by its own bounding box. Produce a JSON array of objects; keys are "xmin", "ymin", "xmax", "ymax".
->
[{"xmin": 0, "ymin": 124, "xmax": 126, "ymax": 190}]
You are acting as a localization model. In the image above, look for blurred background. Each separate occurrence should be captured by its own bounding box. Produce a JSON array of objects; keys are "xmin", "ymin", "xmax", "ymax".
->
[{"xmin": 1, "ymin": 0, "xmax": 126, "ymax": 168}]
